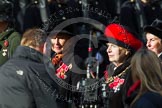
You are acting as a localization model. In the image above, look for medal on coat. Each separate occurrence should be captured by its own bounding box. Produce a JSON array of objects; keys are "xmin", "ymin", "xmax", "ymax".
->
[
  {"xmin": 2, "ymin": 49, "xmax": 7, "ymax": 56},
  {"xmin": 56, "ymin": 63, "xmax": 72, "ymax": 79},
  {"xmin": 2, "ymin": 40, "xmax": 9, "ymax": 56},
  {"xmin": 4, "ymin": 40, "xmax": 9, "ymax": 47}
]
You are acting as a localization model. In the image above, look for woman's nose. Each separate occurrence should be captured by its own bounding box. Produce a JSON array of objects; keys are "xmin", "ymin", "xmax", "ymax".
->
[
  {"xmin": 146, "ymin": 41, "xmax": 150, "ymax": 47},
  {"xmin": 54, "ymin": 38, "xmax": 60, "ymax": 45},
  {"xmin": 107, "ymin": 46, "xmax": 111, "ymax": 53}
]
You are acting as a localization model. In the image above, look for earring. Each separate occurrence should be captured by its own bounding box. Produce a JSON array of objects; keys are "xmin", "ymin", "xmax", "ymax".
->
[{"xmin": 125, "ymin": 51, "xmax": 129, "ymax": 55}]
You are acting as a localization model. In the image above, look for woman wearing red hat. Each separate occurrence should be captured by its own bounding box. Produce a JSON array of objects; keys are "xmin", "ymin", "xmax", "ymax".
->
[{"xmin": 103, "ymin": 23, "xmax": 143, "ymax": 108}]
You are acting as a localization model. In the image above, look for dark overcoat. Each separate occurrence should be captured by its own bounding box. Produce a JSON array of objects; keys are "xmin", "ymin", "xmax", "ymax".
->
[{"xmin": 0, "ymin": 46, "xmax": 58, "ymax": 108}]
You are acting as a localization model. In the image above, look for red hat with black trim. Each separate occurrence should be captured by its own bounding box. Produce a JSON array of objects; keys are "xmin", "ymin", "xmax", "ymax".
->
[{"xmin": 104, "ymin": 23, "xmax": 143, "ymax": 52}]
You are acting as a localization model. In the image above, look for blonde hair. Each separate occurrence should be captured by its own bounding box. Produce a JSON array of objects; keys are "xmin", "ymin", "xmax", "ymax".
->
[
  {"xmin": 21, "ymin": 28, "xmax": 47, "ymax": 47},
  {"xmin": 130, "ymin": 48, "xmax": 162, "ymax": 105}
]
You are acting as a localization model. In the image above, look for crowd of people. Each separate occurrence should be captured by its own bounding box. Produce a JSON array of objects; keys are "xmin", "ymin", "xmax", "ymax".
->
[{"xmin": 0, "ymin": 0, "xmax": 162, "ymax": 108}]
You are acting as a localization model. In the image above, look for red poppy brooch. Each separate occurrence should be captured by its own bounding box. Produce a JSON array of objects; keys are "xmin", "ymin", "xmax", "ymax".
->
[
  {"xmin": 108, "ymin": 77, "xmax": 125, "ymax": 92},
  {"xmin": 56, "ymin": 63, "xmax": 72, "ymax": 79}
]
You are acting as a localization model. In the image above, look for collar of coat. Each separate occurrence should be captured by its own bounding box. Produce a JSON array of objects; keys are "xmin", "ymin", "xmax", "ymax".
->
[
  {"xmin": 13, "ymin": 46, "xmax": 46, "ymax": 63},
  {"xmin": 108, "ymin": 58, "xmax": 131, "ymax": 76},
  {"xmin": 0, "ymin": 28, "xmax": 14, "ymax": 40}
]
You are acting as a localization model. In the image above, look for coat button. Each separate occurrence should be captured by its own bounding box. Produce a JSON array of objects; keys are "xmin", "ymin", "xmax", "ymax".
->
[{"xmin": 4, "ymin": 40, "xmax": 9, "ymax": 47}]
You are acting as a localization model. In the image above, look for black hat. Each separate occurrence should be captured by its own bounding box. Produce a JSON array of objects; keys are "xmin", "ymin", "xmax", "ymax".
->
[
  {"xmin": 0, "ymin": 0, "xmax": 13, "ymax": 21},
  {"xmin": 49, "ymin": 30, "xmax": 75, "ymax": 38},
  {"xmin": 144, "ymin": 19, "xmax": 162, "ymax": 39}
]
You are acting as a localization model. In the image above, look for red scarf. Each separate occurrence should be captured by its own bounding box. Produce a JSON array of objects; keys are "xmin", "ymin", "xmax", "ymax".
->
[
  {"xmin": 127, "ymin": 80, "xmax": 141, "ymax": 97},
  {"xmin": 51, "ymin": 54, "xmax": 64, "ymax": 65}
]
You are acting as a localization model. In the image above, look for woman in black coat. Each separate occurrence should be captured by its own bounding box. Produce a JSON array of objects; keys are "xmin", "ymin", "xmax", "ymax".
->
[
  {"xmin": 49, "ymin": 30, "xmax": 86, "ymax": 108},
  {"xmin": 103, "ymin": 23, "xmax": 143, "ymax": 108}
]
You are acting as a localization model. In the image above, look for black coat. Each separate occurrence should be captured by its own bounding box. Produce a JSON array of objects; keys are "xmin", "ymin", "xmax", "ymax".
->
[
  {"xmin": 0, "ymin": 46, "xmax": 58, "ymax": 108},
  {"xmin": 106, "ymin": 59, "xmax": 131, "ymax": 108},
  {"xmin": 132, "ymin": 91, "xmax": 162, "ymax": 108},
  {"xmin": 159, "ymin": 54, "xmax": 162, "ymax": 61},
  {"xmin": 125, "ymin": 82, "xmax": 162, "ymax": 108},
  {"xmin": 120, "ymin": 1, "xmax": 162, "ymax": 37},
  {"xmin": 52, "ymin": 52, "xmax": 86, "ymax": 108}
]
